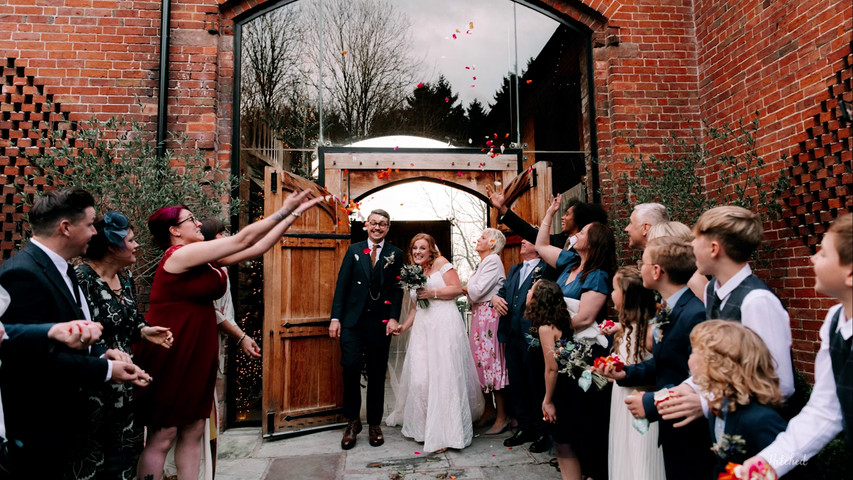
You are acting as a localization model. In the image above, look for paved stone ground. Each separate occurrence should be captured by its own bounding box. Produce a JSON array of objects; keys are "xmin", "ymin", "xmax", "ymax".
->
[{"xmin": 216, "ymin": 426, "xmax": 558, "ymax": 480}]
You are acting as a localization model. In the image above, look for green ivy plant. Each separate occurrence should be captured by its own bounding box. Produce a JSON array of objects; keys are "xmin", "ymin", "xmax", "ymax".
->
[
  {"xmin": 22, "ymin": 109, "xmax": 240, "ymax": 288},
  {"xmin": 605, "ymin": 113, "xmax": 790, "ymax": 262}
]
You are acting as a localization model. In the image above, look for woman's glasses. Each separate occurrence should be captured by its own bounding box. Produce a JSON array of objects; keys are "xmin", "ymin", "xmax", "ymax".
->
[{"xmin": 175, "ymin": 214, "xmax": 197, "ymax": 226}]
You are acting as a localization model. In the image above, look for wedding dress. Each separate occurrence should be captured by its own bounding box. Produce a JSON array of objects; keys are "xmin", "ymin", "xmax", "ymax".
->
[
  {"xmin": 608, "ymin": 327, "xmax": 666, "ymax": 480},
  {"xmin": 386, "ymin": 263, "xmax": 485, "ymax": 452}
]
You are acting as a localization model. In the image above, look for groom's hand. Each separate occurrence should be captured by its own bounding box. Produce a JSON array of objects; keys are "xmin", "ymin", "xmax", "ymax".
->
[
  {"xmin": 385, "ymin": 319, "xmax": 400, "ymax": 336},
  {"xmin": 329, "ymin": 320, "xmax": 341, "ymax": 338}
]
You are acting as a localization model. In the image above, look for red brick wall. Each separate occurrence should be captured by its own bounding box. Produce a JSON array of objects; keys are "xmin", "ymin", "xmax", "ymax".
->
[
  {"xmin": 692, "ymin": 0, "xmax": 852, "ymax": 379},
  {"xmin": 1, "ymin": 0, "xmax": 850, "ymax": 380}
]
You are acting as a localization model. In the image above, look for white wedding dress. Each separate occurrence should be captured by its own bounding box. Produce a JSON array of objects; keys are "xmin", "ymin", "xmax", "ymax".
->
[
  {"xmin": 386, "ymin": 263, "xmax": 485, "ymax": 452},
  {"xmin": 608, "ymin": 327, "xmax": 666, "ymax": 480}
]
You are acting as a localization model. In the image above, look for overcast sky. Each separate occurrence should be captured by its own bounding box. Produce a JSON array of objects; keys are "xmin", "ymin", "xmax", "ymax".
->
[{"xmin": 402, "ymin": 0, "xmax": 560, "ymax": 109}]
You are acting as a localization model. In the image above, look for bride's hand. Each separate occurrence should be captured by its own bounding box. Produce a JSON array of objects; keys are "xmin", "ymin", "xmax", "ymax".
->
[{"xmin": 415, "ymin": 288, "xmax": 433, "ymax": 300}]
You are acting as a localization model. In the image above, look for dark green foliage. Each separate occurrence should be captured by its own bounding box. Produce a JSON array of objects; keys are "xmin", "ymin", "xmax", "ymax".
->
[{"xmin": 23, "ymin": 111, "xmax": 239, "ymax": 287}]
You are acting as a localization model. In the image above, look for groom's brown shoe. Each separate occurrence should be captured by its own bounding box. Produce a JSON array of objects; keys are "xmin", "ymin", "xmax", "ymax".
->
[
  {"xmin": 368, "ymin": 425, "xmax": 384, "ymax": 447},
  {"xmin": 341, "ymin": 418, "xmax": 362, "ymax": 450}
]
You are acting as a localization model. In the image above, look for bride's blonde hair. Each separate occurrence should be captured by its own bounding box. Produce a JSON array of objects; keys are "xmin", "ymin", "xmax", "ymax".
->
[{"xmin": 407, "ymin": 233, "xmax": 441, "ymax": 271}]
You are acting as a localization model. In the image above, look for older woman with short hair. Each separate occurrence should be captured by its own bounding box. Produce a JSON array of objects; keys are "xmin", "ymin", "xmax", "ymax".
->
[{"xmin": 463, "ymin": 227, "xmax": 508, "ymax": 434}]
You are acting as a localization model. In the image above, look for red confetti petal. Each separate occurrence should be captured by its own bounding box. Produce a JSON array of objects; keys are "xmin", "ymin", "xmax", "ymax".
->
[
  {"xmin": 384, "ymin": 300, "xmax": 392, "ymax": 304},
  {"xmin": 445, "ymin": 97, "xmax": 449, "ymax": 102},
  {"xmin": 452, "ymin": 34, "xmax": 457, "ymax": 39},
  {"xmin": 465, "ymin": 66, "xmax": 471, "ymax": 70},
  {"xmin": 526, "ymin": 79, "xmax": 533, "ymax": 84},
  {"xmin": 414, "ymin": 451, "xmax": 421, "ymax": 455},
  {"xmin": 341, "ymin": 50, "xmax": 348, "ymax": 55},
  {"xmin": 473, "ymin": 76, "xmax": 477, "ymax": 80},
  {"xmin": 410, "ymin": 163, "xmax": 415, "ymax": 166},
  {"xmin": 417, "ymin": 82, "xmax": 424, "ymax": 88},
  {"xmin": 394, "ymin": 146, "xmax": 399, "ymax": 150},
  {"xmin": 382, "ymin": 319, "xmax": 389, "ymax": 323}
]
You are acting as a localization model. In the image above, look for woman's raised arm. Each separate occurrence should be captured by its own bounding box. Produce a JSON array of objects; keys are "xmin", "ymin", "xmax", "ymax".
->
[
  {"xmin": 165, "ymin": 190, "xmax": 323, "ymax": 273},
  {"xmin": 535, "ymin": 194, "xmax": 563, "ymax": 268}
]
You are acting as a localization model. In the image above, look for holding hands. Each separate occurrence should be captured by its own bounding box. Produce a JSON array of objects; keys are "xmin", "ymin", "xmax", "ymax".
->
[{"xmin": 47, "ymin": 320, "xmax": 104, "ymax": 349}]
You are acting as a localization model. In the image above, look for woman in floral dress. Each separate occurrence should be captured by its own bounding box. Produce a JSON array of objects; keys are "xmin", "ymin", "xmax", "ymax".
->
[
  {"xmin": 73, "ymin": 211, "xmax": 173, "ymax": 480},
  {"xmin": 463, "ymin": 228, "xmax": 508, "ymax": 434}
]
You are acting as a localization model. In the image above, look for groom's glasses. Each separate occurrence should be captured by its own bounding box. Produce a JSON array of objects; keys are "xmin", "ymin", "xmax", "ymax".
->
[{"xmin": 367, "ymin": 221, "xmax": 389, "ymax": 229}]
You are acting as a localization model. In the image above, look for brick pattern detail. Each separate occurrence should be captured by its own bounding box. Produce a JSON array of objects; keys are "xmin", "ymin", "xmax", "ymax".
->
[
  {"xmin": 784, "ymin": 43, "xmax": 853, "ymax": 251},
  {"xmin": 0, "ymin": 57, "xmax": 78, "ymax": 258}
]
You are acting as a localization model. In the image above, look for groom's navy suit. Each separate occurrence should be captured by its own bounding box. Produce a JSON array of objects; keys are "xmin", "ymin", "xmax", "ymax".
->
[
  {"xmin": 498, "ymin": 259, "xmax": 549, "ymax": 437},
  {"xmin": 331, "ymin": 240, "xmax": 403, "ymax": 425},
  {"xmin": 0, "ymin": 242, "xmax": 109, "ymax": 477},
  {"xmin": 617, "ymin": 289, "xmax": 714, "ymax": 480}
]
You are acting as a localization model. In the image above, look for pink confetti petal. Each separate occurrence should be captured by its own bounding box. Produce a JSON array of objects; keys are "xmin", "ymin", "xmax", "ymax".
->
[
  {"xmin": 452, "ymin": 34, "xmax": 457, "ymax": 39},
  {"xmin": 445, "ymin": 97, "xmax": 449, "ymax": 102},
  {"xmin": 414, "ymin": 451, "xmax": 421, "ymax": 455},
  {"xmin": 417, "ymin": 82, "xmax": 424, "ymax": 88},
  {"xmin": 394, "ymin": 146, "xmax": 399, "ymax": 150}
]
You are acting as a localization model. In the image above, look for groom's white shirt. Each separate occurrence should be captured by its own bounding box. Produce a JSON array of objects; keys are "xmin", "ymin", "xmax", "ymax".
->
[{"xmin": 331, "ymin": 240, "xmax": 385, "ymax": 323}]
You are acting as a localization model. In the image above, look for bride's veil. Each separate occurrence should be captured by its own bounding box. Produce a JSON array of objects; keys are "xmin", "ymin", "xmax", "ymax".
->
[{"xmin": 387, "ymin": 292, "xmax": 413, "ymax": 406}]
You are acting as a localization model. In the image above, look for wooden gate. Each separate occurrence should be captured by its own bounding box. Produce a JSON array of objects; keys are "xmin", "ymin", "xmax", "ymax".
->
[{"xmin": 262, "ymin": 167, "xmax": 351, "ymax": 436}]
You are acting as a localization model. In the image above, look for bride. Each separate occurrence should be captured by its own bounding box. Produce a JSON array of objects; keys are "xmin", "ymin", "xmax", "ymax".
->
[{"xmin": 386, "ymin": 233, "xmax": 484, "ymax": 452}]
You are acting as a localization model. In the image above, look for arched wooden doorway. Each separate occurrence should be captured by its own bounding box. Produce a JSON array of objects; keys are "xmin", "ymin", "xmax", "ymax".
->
[{"xmin": 262, "ymin": 148, "xmax": 552, "ymax": 437}]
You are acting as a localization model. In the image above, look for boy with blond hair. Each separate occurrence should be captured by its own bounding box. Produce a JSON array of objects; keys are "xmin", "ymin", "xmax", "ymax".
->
[
  {"xmin": 658, "ymin": 206, "xmax": 795, "ymax": 429},
  {"xmin": 742, "ymin": 213, "xmax": 853, "ymax": 478}
]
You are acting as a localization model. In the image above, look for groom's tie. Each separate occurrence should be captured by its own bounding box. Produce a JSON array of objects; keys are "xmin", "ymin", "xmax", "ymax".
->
[
  {"xmin": 371, "ymin": 244, "xmax": 379, "ymax": 267},
  {"xmin": 66, "ymin": 263, "xmax": 82, "ymax": 308}
]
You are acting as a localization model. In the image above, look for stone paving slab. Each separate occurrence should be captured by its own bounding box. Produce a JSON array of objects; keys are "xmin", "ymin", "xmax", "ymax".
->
[{"xmin": 215, "ymin": 424, "xmax": 561, "ymax": 480}]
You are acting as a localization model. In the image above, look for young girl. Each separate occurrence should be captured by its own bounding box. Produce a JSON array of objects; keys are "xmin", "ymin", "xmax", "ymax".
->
[
  {"xmin": 525, "ymin": 279, "xmax": 585, "ymax": 480},
  {"xmin": 688, "ymin": 320, "xmax": 788, "ymax": 477},
  {"xmin": 601, "ymin": 267, "xmax": 666, "ymax": 479}
]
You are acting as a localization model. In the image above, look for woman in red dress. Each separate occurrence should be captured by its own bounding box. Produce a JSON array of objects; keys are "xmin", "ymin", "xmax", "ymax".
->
[{"xmin": 135, "ymin": 189, "xmax": 322, "ymax": 479}]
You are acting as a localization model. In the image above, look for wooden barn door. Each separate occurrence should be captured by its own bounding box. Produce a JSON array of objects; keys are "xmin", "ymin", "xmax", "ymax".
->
[{"xmin": 262, "ymin": 168, "xmax": 350, "ymax": 436}]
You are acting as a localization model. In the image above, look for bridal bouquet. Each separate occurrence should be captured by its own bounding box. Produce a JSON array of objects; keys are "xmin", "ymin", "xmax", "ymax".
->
[
  {"xmin": 399, "ymin": 264, "xmax": 429, "ymax": 308},
  {"xmin": 552, "ymin": 339, "xmax": 608, "ymax": 391}
]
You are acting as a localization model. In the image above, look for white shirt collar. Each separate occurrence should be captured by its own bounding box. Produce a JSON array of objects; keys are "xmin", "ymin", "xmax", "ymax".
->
[
  {"xmin": 666, "ymin": 286, "xmax": 690, "ymax": 307},
  {"xmin": 371, "ymin": 240, "xmax": 385, "ymax": 250},
  {"xmin": 714, "ymin": 264, "xmax": 752, "ymax": 301},
  {"xmin": 29, "ymin": 237, "xmax": 72, "ymax": 276}
]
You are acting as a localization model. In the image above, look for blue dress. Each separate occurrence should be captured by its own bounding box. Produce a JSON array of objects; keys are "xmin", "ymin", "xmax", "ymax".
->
[{"xmin": 555, "ymin": 250, "xmax": 611, "ymax": 300}]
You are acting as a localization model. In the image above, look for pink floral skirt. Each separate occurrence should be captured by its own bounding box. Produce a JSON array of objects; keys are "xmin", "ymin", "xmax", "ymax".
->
[{"xmin": 469, "ymin": 302, "xmax": 508, "ymax": 393}]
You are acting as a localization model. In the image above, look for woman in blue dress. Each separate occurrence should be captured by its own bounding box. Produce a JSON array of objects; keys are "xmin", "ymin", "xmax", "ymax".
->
[{"xmin": 535, "ymin": 194, "xmax": 616, "ymax": 480}]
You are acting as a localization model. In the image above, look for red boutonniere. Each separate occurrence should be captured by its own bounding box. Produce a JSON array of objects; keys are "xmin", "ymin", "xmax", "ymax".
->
[{"xmin": 363, "ymin": 247, "xmax": 371, "ymax": 255}]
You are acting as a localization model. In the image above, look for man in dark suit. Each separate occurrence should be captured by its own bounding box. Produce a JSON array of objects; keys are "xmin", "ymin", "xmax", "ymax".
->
[
  {"xmin": 493, "ymin": 240, "xmax": 551, "ymax": 452},
  {"xmin": 329, "ymin": 209, "xmax": 404, "ymax": 450},
  {"xmin": 0, "ymin": 188, "xmax": 144, "ymax": 478}
]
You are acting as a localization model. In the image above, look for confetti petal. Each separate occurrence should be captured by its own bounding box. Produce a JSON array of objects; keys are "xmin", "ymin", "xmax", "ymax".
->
[
  {"xmin": 417, "ymin": 82, "xmax": 424, "ymax": 88},
  {"xmin": 452, "ymin": 34, "xmax": 457, "ymax": 39},
  {"xmin": 384, "ymin": 300, "xmax": 392, "ymax": 304},
  {"xmin": 468, "ymin": 22, "xmax": 474, "ymax": 29},
  {"xmin": 341, "ymin": 50, "xmax": 348, "ymax": 55},
  {"xmin": 394, "ymin": 146, "xmax": 399, "ymax": 150},
  {"xmin": 526, "ymin": 79, "xmax": 533, "ymax": 84},
  {"xmin": 445, "ymin": 97, "xmax": 449, "ymax": 102},
  {"xmin": 473, "ymin": 76, "xmax": 477, "ymax": 80},
  {"xmin": 414, "ymin": 451, "xmax": 421, "ymax": 455},
  {"xmin": 382, "ymin": 319, "xmax": 389, "ymax": 323}
]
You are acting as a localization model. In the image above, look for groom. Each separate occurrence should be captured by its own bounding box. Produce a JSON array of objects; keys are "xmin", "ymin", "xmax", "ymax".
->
[{"xmin": 329, "ymin": 209, "xmax": 404, "ymax": 450}]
